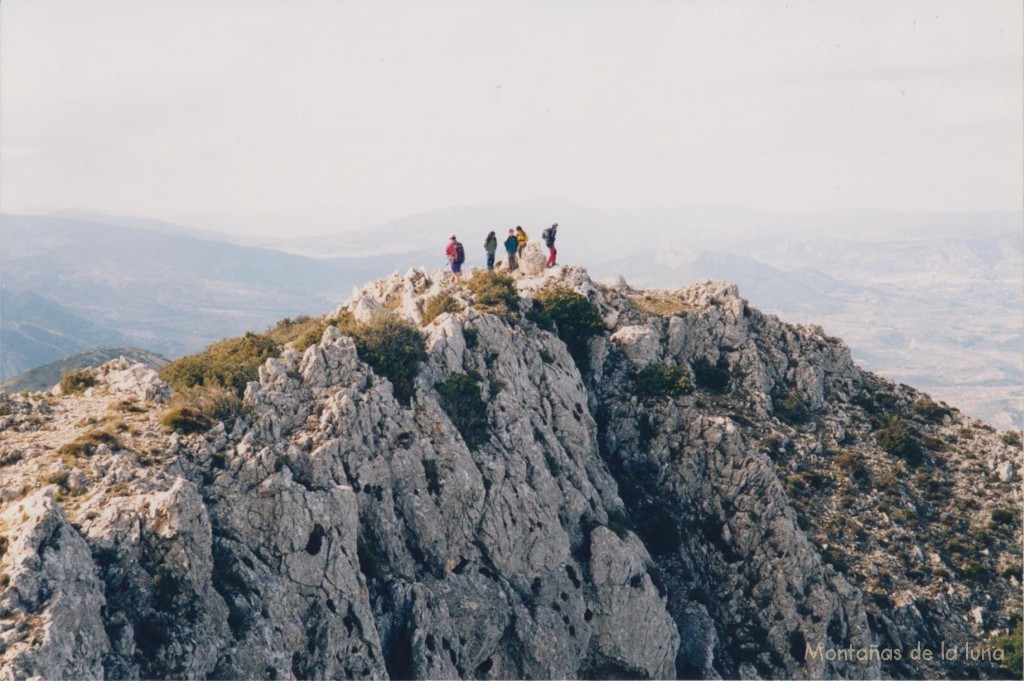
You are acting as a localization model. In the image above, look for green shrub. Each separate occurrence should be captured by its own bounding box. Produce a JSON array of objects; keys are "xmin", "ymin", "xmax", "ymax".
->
[
  {"xmin": 466, "ymin": 271, "xmax": 519, "ymax": 315},
  {"xmin": 822, "ymin": 548, "xmax": 850, "ymax": 573},
  {"xmin": 266, "ymin": 315, "xmax": 345, "ymax": 352},
  {"xmin": 532, "ymin": 287, "xmax": 605, "ymax": 374},
  {"xmin": 606, "ymin": 508, "xmax": 633, "ymax": 539},
  {"xmin": 421, "ymin": 293, "xmax": 463, "ymax": 325},
  {"xmin": 357, "ymin": 539, "xmax": 388, "ymax": 581},
  {"xmin": 435, "ymin": 373, "xmax": 490, "ymax": 450},
  {"xmin": 160, "ymin": 385, "xmax": 243, "ymax": 434},
  {"xmin": 1001, "ymin": 431, "xmax": 1022, "ymax": 448},
  {"xmin": 850, "ymin": 391, "xmax": 877, "ymax": 414},
  {"xmin": 161, "ymin": 332, "xmax": 281, "ymax": 397},
  {"xmin": 876, "ymin": 417, "xmax": 924, "ymax": 465},
  {"xmin": 463, "ymin": 327, "xmax": 479, "ymax": 349},
  {"xmin": 60, "ymin": 368, "xmax": 97, "ymax": 394},
  {"xmin": 524, "ymin": 305, "xmax": 556, "ymax": 331},
  {"xmin": 349, "ymin": 314, "xmax": 427, "ymax": 405},
  {"xmin": 773, "ymin": 391, "xmax": 810, "ymax": 424},
  {"xmin": 992, "ymin": 622, "xmax": 1023, "ymax": 679},
  {"xmin": 959, "ymin": 559, "xmax": 988, "ymax": 582},
  {"xmin": 422, "ymin": 459, "xmax": 441, "ymax": 496},
  {"xmin": 991, "ymin": 507, "xmax": 1019, "ymax": 526},
  {"xmin": 911, "ymin": 398, "xmax": 952, "ymax": 423},
  {"xmin": 631, "ymin": 364, "xmax": 693, "ymax": 400},
  {"xmin": 691, "ymin": 357, "xmax": 730, "ymax": 392},
  {"xmin": 835, "ymin": 451, "xmax": 870, "ymax": 484}
]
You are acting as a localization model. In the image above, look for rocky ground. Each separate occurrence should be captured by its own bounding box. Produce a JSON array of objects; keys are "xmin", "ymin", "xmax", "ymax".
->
[{"xmin": 0, "ymin": 244, "xmax": 1020, "ymax": 680}]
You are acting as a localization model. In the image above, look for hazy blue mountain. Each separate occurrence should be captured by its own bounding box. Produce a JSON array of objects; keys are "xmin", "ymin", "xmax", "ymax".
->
[
  {"xmin": 590, "ymin": 248, "xmax": 864, "ymax": 316},
  {"xmin": 47, "ymin": 210, "xmax": 255, "ymax": 245},
  {"xmin": 0, "ymin": 289, "xmax": 132, "ymax": 380},
  {"xmin": 0, "ymin": 214, "xmax": 430, "ymax": 378}
]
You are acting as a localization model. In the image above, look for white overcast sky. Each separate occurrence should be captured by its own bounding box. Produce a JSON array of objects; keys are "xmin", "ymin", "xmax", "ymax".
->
[{"xmin": 2, "ymin": 0, "xmax": 1021, "ymax": 236}]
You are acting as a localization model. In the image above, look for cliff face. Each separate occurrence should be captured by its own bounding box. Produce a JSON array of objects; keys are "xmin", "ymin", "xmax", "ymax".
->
[{"xmin": 0, "ymin": 262, "xmax": 1020, "ymax": 680}]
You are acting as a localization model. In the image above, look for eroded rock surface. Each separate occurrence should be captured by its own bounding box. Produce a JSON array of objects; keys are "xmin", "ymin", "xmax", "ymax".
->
[{"xmin": 0, "ymin": 265, "xmax": 1019, "ymax": 680}]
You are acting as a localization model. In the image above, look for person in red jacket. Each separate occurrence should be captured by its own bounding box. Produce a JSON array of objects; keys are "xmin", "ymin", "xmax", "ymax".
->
[{"xmin": 445, "ymin": 234, "xmax": 465, "ymax": 283}]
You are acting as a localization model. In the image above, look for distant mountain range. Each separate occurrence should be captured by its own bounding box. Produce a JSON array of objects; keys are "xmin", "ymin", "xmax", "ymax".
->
[
  {"xmin": 1, "ymin": 206, "xmax": 1020, "ymax": 427},
  {"xmin": 0, "ymin": 214, "xmax": 431, "ymax": 379}
]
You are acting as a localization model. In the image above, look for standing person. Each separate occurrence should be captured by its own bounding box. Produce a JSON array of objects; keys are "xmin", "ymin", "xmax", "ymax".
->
[
  {"xmin": 504, "ymin": 229, "xmax": 519, "ymax": 270},
  {"xmin": 515, "ymin": 226, "xmax": 528, "ymax": 257},
  {"xmin": 542, "ymin": 223, "xmax": 558, "ymax": 267},
  {"xmin": 446, "ymin": 234, "xmax": 465, "ymax": 283},
  {"xmin": 484, "ymin": 231, "xmax": 497, "ymax": 270}
]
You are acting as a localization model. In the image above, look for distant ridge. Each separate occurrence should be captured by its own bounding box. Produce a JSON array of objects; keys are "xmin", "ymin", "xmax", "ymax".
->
[{"xmin": 0, "ymin": 346, "xmax": 169, "ymax": 393}]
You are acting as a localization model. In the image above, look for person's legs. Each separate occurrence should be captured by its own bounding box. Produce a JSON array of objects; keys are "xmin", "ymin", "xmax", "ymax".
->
[
  {"xmin": 487, "ymin": 253, "xmax": 495, "ymax": 270},
  {"xmin": 547, "ymin": 247, "xmax": 557, "ymax": 266}
]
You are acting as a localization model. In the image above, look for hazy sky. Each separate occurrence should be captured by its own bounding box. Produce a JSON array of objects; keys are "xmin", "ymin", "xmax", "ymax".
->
[{"xmin": 2, "ymin": 0, "xmax": 1021, "ymax": 236}]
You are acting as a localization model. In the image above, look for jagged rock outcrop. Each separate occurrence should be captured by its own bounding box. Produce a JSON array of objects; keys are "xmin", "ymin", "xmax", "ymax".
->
[{"xmin": 0, "ymin": 265, "xmax": 1020, "ymax": 680}]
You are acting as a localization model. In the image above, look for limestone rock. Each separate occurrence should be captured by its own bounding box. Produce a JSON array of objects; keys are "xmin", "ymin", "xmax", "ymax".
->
[
  {"xmin": 0, "ymin": 264, "xmax": 1018, "ymax": 681},
  {"xmin": 0, "ymin": 492, "xmax": 109, "ymax": 680},
  {"xmin": 518, "ymin": 241, "xmax": 549, "ymax": 276}
]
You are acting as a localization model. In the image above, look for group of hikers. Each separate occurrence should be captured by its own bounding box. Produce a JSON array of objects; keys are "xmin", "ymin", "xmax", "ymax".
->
[{"xmin": 445, "ymin": 223, "xmax": 558, "ymax": 283}]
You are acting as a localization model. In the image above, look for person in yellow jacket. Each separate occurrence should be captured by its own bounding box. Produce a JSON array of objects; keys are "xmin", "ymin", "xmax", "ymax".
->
[{"xmin": 515, "ymin": 226, "xmax": 528, "ymax": 257}]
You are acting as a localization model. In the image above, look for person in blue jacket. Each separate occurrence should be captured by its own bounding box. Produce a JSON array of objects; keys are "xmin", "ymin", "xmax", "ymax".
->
[{"xmin": 503, "ymin": 229, "xmax": 519, "ymax": 270}]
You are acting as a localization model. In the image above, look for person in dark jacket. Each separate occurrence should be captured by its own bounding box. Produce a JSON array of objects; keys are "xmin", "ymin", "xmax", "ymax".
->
[
  {"xmin": 484, "ymin": 231, "xmax": 498, "ymax": 270},
  {"xmin": 542, "ymin": 223, "xmax": 558, "ymax": 267},
  {"xmin": 504, "ymin": 229, "xmax": 519, "ymax": 270}
]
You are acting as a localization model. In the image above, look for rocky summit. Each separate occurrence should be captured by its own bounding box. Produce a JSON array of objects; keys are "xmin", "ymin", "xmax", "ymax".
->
[{"xmin": 0, "ymin": 259, "xmax": 1020, "ymax": 680}]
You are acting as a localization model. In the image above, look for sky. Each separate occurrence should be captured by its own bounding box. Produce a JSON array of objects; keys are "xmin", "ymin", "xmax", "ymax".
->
[{"xmin": 1, "ymin": 0, "xmax": 1021, "ymax": 237}]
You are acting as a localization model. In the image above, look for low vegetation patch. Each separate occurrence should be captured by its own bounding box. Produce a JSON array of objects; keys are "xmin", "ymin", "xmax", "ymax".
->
[
  {"xmin": 266, "ymin": 315, "xmax": 347, "ymax": 352},
  {"xmin": 773, "ymin": 390, "xmax": 810, "ymax": 424},
  {"xmin": 606, "ymin": 508, "xmax": 633, "ymax": 539},
  {"xmin": 435, "ymin": 373, "xmax": 490, "ymax": 450},
  {"xmin": 691, "ymin": 357, "xmax": 730, "ymax": 392},
  {"xmin": 532, "ymin": 287, "xmax": 605, "ymax": 374},
  {"xmin": 60, "ymin": 368, "xmax": 97, "ymax": 394},
  {"xmin": 466, "ymin": 271, "xmax": 519, "ymax": 316},
  {"xmin": 991, "ymin": 622, "xmax": 1023, "ymax": 679},
  {"xmin": 911, "ymin": 398, "xmax": 952, "ymax": 423},
  {"xmin": 357, "ymin": 539, "xmax": 388, "ymax": 582},
  {"xmin": 160, "ymin": 332, "xmax": 281, "ymax": 396},
  {"xmin": 421, "ymin": 293, "xmax": 463, "ymax": 325},
  {"xmin": 1001, "ymin": 430, "xmax": 1022, "ymax": 448},
  {"xmin": 628, "ymin": 293, "xmax": 692, "ymax": 317},
  {"xmin": 834, "ymin": 451, "xmax": 870, "ymax": 485},
  {"xmin": 57, "ymin": 428, "xmax": 121, "ymax": 458},
  {"xmin": 990, "ymin": 507, "xmax": 1019, "ymax": 526},
  {"xmin": 349, "ymin": 314, "xmax": 427, "ymax": 405},
  {"xmin": 631, "ymin": 364, "xmax": 693, "ymax": 400},
  {"xmin": 160, "ymin": 385, "xmax": 243, "ymax": 434},
  {"xmin": 875, "ymin": 417, "xmax": 924, "ymax": 465}
]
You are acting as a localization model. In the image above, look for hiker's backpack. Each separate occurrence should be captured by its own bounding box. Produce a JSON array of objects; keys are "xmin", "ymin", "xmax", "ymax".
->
[
  {"xmin": 542, "ymin": 228, "xmax": 551, "ymax": 242},
  {"xmin": 455, "ymin": 242, "xmax": 465, "ymax": 264}
]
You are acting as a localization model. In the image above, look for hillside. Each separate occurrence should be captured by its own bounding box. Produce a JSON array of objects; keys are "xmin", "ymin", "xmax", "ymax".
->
[
  {"xmin": 0, "ymin": 347, "xmax": 169, "ymax": 394},
  {"xmin": 0, "ymin": 256, "xmax": 1019, "ymax": 680},
  {"xmin": 0, "ymin": 213, "xmax": 423, "ymax": 379}
]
